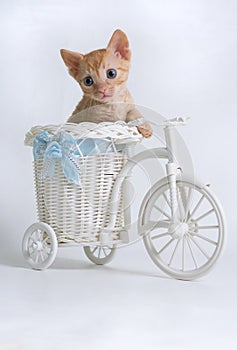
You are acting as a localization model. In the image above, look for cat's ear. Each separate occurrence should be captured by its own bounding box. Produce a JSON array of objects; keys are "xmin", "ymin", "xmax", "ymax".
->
[
  {"xmin": 107, "ymin": 29, "xmax": 131, "ymax": 61},
  {"xmin": 60, "ymin": 49, "xmax": 83, "ymax": 79}
]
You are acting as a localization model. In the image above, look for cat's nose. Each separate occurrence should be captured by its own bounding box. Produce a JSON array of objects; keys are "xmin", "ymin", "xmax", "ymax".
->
[
  {"xmin": 98, "ymin": 88, "xmax": 106, "ymax": 94},
  {"xmin": 98, "ymin": 85, "xmax": 107, "ymax": 94}
]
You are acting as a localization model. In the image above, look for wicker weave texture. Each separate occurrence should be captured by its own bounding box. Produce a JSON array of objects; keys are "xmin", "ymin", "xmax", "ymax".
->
[
  {"xmin": 34, "ymin": 153, "xmax": 126, "ymax": 244},
  {"xmin": 25, "ymin": 122, "xmax": 142, "ymax": 146}
]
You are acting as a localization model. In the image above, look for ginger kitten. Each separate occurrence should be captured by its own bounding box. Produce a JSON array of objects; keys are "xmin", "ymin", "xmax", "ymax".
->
[{"xmin": 60, "ymin": 29, "xmax": 152, "ymax": 138}]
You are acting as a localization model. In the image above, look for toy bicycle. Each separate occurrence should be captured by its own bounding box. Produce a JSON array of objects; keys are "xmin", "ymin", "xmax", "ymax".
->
[{"xmin": 22, "ymin": 117, "xmax": 225, "ymax": 280}]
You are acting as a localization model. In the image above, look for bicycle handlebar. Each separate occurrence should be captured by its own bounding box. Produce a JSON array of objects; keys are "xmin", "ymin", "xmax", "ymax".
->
[
  {"xmin": 161, "ymin": 117, "xmax": 190, "ymax": 127},
  {"xmin": 127, "ymin": 117, "xmax": 190, "ymax": 128}
]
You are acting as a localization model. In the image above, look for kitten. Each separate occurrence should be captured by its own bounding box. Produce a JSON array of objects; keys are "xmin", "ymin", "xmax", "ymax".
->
[{"xmin": 60, "ymin": 29, "xmax": 152, "ymax": 138}]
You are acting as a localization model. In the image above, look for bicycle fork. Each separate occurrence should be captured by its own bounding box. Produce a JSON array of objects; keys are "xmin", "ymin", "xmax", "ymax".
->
[
  {"xmin": 166, "ymin": 162, "xmax": 180, "ymax": 229},
  {"xmin": 164, "ymin": 126, "xmax": 181, "ymax": 233}
]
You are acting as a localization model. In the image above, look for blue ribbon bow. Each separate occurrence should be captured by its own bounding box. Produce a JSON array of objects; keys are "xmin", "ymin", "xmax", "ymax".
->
[{"xmin": 33, "ymin": 131, "xmax": 81, "ymax": 186}]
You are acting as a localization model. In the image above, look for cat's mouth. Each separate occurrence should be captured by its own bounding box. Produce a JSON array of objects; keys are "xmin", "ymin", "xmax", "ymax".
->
[
  {"xmin": 95, "ymin": 93, "xmax": 113, "ymax": 101},
  {"xmin": 101, "ymin": 94, "xmax": 112, "ymax": 99}
]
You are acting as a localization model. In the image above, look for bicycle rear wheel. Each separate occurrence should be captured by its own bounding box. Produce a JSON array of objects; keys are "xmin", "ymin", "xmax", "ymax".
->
[{"xmin": 84, "ymin": 246, "xmax": 115, "ymax": 265}]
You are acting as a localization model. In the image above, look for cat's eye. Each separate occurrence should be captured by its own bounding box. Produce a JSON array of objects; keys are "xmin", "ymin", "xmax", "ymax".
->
[
  {"xmin": 83, "ymin": 76, "xmax": 93, "ymax": 86},
  {"xmin": 107, "ymin": 69, "xmax": 117, "ymax": 79}
]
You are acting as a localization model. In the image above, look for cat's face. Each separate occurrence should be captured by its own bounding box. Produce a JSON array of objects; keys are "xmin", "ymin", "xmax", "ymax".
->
[
  {"xmin": 74, "ymin": 48, "xmax": 130, "ymax": 103},
  {"xmin": 61, "ymin": 30, "xmax": 131, "ymax": 103}
]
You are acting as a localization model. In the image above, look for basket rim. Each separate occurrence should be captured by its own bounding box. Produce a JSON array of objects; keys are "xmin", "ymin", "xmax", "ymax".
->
[{"xmin": 25, "ymin": 121, "xmax": 142, "ymax": 147}]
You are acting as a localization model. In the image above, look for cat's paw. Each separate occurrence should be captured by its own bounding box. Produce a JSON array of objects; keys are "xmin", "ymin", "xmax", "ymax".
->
[{"xmin": 137, "ymin": 123, "xmax": 153, "ymax": 138}]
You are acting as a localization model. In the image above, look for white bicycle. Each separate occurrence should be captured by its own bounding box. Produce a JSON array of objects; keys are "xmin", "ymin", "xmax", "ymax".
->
[{"xmin": 23, "ymin": 117, "xmax": 226, "ymax": 280}]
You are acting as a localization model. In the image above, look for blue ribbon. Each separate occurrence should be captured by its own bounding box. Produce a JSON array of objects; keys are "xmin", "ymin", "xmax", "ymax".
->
[
  {"xmin": 33, "ymin": 131, "xmax": 122, "ymax": 186},
  {"xmin": 33, "ymin": 131, "xmax": 81, "ymax": 186}
]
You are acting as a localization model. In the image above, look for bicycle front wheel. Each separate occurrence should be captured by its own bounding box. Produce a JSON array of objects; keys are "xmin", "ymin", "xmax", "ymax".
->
[{"xmin": 139, "ymin": 179, "xmax": 226, "ymax": 280}]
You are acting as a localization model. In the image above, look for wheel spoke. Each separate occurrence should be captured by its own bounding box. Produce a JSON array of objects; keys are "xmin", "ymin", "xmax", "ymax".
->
[
  {"xmin": 177, "ymin": 187, "xmax": 185, "ymax": 221},
  {"xmin": 198, "ymin": 225, "xmax": 219, "ymax": 230},
  {"xmin": 154, "ymin": 204, "xmax": 171, "ymax": 219},
  {"xmin": 28, "ymin": 246, "xmax": 34, "ymax": 254},
  {"xmin": 32, "ymin": 231, "xmax": 38, "ymax": 242},
  {"xmin": 189, "ymin": 236, "xmax": 210, "ymax": 260},
  {"xmin": 184, "ymin": 187, "xmax": 193, "ymax": 220},
  {"xmin": 151, "ymin": 232, "xmax": 170, "ymax": 240},
  {"xmin": 98, "ymin": 247, "xmax": 102, "ymax": 258},
  {"xmin": 194, "ymin": 209, "xmax": 215, "ymax": 222},
  {"xmin": 182, "ymin": 237, "xmax": 185, "ymax": 271},
  {"xmin": 29, "ymin": 236, "xmax": 36, "ymax": 244},
  {"xmin": 102, "ymin": 248, "xmax": 107, "ymax": 256},
  {"xmin": 168, "ymin": 238, "xmax": 181, "ymax": 266},
  {"xmin": 29, "ymin": 248, "xmax": 36, "ymax": 259},
  {"xmin": 157, "ymin": 238, "xmax": 174, "ymax": 255},
  {"xmin": 186, "ymin": 236, "xmax": 198, "ymax": 269},
  {"xmin": 36, "ymin": 230, "xmax": 43, "ymax": 240},
  {"xmin": 43, "ymin": 248, "xmax": 49, "ymax": 258},
  {"xmin": 43, "ymin": 236, "xmax": 50, "ymax": 244},
  {"xmin": 178, "ymin": 185, "xmax": 187, "ymax": 206},
  {"xmin": 191, "ymin": 232, "xmax": 218, "ymax": 246},
  {"xmin": 92, "ymin": 246, "xmax": 98, "ymax": 254},
  {"xmin": 29, "ymin": 250, "xmax": 34, "ymax": 260},
  {"xmin": 35, "ymin": 252, "xmax": 39, "ymax": 263},
  {"xmin": 163, "ymin": 192, "xmax": 171, "ymax": 208},
  {"xmin": 39, "ymin": 251, "xmax": 45, "ymax": 262},
  {"xmin": 189, "ymin": 194, "xmax": 205, "ymax": 220},
  {"xmin": 29, "ymin": 242, "xmax": 36, "ymax": 251}
]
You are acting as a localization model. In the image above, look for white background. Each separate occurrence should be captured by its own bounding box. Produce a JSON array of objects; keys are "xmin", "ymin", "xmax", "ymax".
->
[{"xmin": 0, "ymin": 1, "xmax": 237, "ymax": 349}]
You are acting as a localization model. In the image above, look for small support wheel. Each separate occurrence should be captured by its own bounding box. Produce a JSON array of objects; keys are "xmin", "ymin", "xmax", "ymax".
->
[
  {"xmin": 84, "ymin": 245, "xmax": 115, "ymax": 265},
  {"xmin": 22, "ymin": 222, "xmax": 58, "ymax": 270}
]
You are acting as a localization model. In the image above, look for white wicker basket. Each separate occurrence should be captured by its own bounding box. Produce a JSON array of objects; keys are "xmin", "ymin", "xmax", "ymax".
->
[{"xmin": 25, "ymin": 122, "xmax": 141, "ymax": 244}]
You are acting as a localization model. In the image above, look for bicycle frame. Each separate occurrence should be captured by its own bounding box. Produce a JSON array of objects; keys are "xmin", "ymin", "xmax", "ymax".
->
[{"xmin": 100, "ymin": 125, "xmax": 181, "ymax": 244}]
